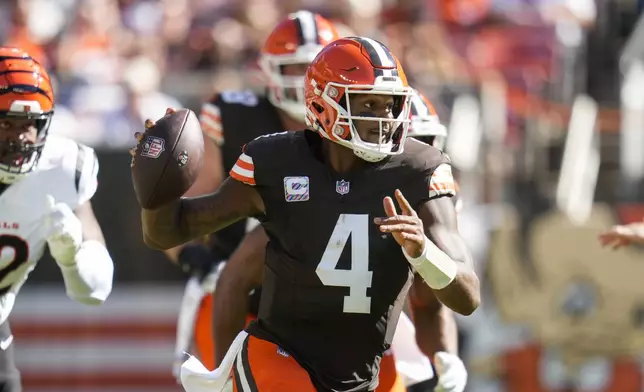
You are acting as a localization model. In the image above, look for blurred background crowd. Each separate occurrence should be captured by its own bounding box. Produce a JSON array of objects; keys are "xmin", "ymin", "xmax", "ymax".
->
[{"xmin": 3, "ymin": 0, "xmax": 644, "ymax": 391}]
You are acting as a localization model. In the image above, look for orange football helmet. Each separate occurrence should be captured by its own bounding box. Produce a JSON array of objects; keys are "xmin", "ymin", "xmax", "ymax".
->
[
  {"xmin": 304, "ymin": 37, "xmax": 413, "ymax": 162},
  {"xmin": 408, "ymin": 88, "xmax": 447, "ymax": 150},
  {"xmin": 0, "ymin": 47, "xmax": 54, "ymax": 182},
  {"xmin": 259, "ymin": 10, "xmax": 339, "ymax": 122}
]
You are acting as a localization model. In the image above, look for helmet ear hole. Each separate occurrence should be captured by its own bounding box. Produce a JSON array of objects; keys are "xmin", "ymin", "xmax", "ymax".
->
[{"xmin": 312, "ymin": 102, "xmax": 324, "ymax": 114}]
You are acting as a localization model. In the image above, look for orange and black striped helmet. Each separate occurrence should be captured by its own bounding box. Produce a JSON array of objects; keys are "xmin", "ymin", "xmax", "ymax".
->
[{"xmin": 0, "ymin": 47, "xmax": 54, "ymax": 182}]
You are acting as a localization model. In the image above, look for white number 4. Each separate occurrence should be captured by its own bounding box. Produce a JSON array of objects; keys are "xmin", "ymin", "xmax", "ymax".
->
[{"xmin": 316, "ymin": 214, "xmax": 373, "ymax": 314}]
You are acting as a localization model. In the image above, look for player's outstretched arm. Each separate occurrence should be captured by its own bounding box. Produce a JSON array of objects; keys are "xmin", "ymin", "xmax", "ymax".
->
[
  {"xmin": 213, "ymin": 224, "xmax": 267, "ymax": 365},
  {"xmin": 142, "ymin": 177, "xmax": 265, "ymax": 250},
  {"xmin": 375, "ymin": 190, "xmax": 480, "ymax": 316}
]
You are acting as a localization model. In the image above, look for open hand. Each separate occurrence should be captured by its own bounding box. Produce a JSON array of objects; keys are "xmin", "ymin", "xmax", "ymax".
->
[
  {"xmin": 599, "ymin": 220, "xmax": 644, "ymax": 249},
  {"xmin": 374, "ymin": 189, "xmax": 425, "ymax": 257}
]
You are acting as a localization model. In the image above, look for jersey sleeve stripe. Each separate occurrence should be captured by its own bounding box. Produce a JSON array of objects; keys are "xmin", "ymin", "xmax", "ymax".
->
[
  {"xmin": 428, "ymin": 163, "xmax": 456, "ymax": 198},
  {"xmin": 201, "ymin": 103, "xmax": 221, "ymax": 119},
  {"xmin": 230, "ymin": 166, "xmax": 256, "ymax": 185},
  {"xmin": 201, "ymin": 111, "xmax": 221, "ymax": 124},
  {"xmin": 200, "ymin": 116, "xmax": 223, "ymax": 140},
  {"xmin": 232, "ymin": 163, "xmax": 253, "ymax": 178},
  {"xmin": 238, "ymin": 152, "xmax": 253, "ymax": 165},
  {"xmin": 199, "ymin": 103, "xmax": 224, "ymax": 144},
  {"xmin": 229, "ymin": 153, "xmax": 256, "ymax": 186},
  {"xmin": 235, "ymin": 159, "xmax": 253, "ymax": 172},
  {"xmin": 200, "ymin": 116, "xmax": 222, "ymax": 131}
]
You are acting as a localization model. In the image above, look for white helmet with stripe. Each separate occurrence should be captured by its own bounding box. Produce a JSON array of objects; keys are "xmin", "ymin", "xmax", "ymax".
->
[
  {"xmin": 258, "ymin": 11, "xmax": 340, "ymax": 122},
  {"xmin": 408, "ymin": 88, "xmax": 447, "ymax": 150}
]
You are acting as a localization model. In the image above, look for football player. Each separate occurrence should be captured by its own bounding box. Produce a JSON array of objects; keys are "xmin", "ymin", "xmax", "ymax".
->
[
  {"xmin": 212, "ymin": 89, "xmax": 468, "ymax": 392},
  {"xmin": 0, "ymin": 47, "xmax": 114, "ymax": 391},
  {"xmin": 137, "ymin": 37, "xmax": 479, "ymax": 392},
  {"xmin": 170, "ymin": 11, "xmax": 411, "ymax": 391},
  {"xmin": 401, "ymin": 89, "xmax": 467, "ymax": 392},
  {"xmin": 165, "ymin": 10, "xmax": 341, "ymax": 376},
  {"xmin": 407, "ymin": 88, "xmax": 462, "ymax": 214},
  {"xmin": 407, "ymin": 89, "xmax": 447, "ymax": 150},
  {"xmin": 171, "ymin": 11, "xmax": 465, "ymax": 390}
]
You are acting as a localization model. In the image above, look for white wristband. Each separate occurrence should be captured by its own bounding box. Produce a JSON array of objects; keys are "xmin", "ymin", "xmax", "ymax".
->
[
  {"xmin": 59, "ymin": 240, "xmax": 114, "ymax": 305},
  {"xmin": 402, "ymin": 236, "xmax": 457, "ymax": 290}
]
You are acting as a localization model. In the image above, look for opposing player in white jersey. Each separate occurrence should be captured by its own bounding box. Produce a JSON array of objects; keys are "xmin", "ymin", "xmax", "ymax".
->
[{"xmin": 0, "ymin": 47, "xmax": 114, "ymax": 391}]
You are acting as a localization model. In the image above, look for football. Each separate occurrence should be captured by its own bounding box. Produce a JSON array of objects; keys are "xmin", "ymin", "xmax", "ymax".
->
[{"xmin": 131, "ymin": 109, "xmax": 204, "ymax": 209}]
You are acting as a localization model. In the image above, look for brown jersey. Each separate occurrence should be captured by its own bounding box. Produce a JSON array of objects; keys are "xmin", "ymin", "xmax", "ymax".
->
[
  {"xmin": 199, "ymin": 90, "xmax": 284, "ymax": 314},
  {"xmin": 229, "ymin": 130, "xmax": 455, "ymax": 391},
  {"xmin": 199, "ymin": 90, "xmax": 283, "ymax": 262}
]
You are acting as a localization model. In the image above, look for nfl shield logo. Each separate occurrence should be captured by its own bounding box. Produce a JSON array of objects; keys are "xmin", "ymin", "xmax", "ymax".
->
[
  {"xmin": 336, "ymin": 180, "xmax": 350, "ymax": 195},
  {"xmin": 141, "ymin": 136, "xmax": 165, "ymax": 159}
]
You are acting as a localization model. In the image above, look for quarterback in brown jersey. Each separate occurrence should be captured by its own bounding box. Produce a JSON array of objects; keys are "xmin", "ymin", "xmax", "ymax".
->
[
  {"xmin": 137, "ymin": 37, "xmax": 480, "ymax": 392},
  {"xmin": 167, "ymin": 10, "xmax": 341, "ymax": 376},
  {"xmin": 212, "ymin": 87, "xmax": 468, "ymax": 392}
]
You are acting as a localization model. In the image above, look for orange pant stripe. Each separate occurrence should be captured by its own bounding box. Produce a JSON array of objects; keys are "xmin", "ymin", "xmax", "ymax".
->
[{"xmin": 232, "ymin": 335, "xmax": 316, "ymax": 392}]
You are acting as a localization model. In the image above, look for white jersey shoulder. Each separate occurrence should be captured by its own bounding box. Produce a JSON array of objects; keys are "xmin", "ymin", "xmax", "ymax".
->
[
  {"xmin": 36, "ymin": 134, "xmax": 99, "ymax": 208},
  {"xmin": 0, "ymin": 134, "xmax": 99, "ymax": 323}
]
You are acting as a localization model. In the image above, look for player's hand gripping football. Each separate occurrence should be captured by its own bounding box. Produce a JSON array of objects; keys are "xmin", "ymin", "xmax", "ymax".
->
[
  {"xmin": 129, "ymin": 107, "xmax": 176, "ymax": 168},
  {"xmin": 44, "ymin": 195, "xmax": 83, "ymax": 266},
  {"xmin": 433, "ymin": 351, "xmax": 467, "ymax": 392},
  {"xmin": 599, "ymin": 219, "xmax": 644, "ymax": 249},
  {"xmin": 375, "ymin": 189, "xmax": 425, "ymax": 258}
]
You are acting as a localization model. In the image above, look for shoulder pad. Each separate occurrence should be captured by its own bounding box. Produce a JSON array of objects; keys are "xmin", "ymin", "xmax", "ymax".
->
[
  {"xmin": 200, "ymin": 90, "xmax": 265, "ymax": 146},
  {"xmin": 403, "ymin": 137, "xmax": 451, "ymax": 171},
  {"xmin": 38, "ymin": 135, "xmax": 99, "ymax": 209},
  {"xmin": 230, "ymin": 132, "xmax": 292, "ymax": 187},
  {"xmin": 402, "ymin": 138, "xmax": 455, "ymax": 200}
]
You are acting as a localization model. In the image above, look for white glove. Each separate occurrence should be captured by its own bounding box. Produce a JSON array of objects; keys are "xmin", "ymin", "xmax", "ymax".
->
[
  {"xmin": 44, "ymin": 195, "xmax": 83, "ymax": 266},
  {"xmin": 434, "ymin": 352, "xmax": 467, "ymax": 392}
]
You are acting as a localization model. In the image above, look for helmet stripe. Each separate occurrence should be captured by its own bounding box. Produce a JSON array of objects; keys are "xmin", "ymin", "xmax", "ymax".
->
[
  {"xmin": 352, "ymin": 37, "xmax": 395, "ymax": 67},
  {"xmin": 293, "ymin": 11, "xmax": 319, "ymax": 46},
  {"xmin": 411, "ymin": 94, "xmax": 430, "ymax": 117},
  {"xmin": 0, "ymin": 55, "xmax": 32, "ymax": 62},
  {"xmin": 0, "ymin": 83, "xmax": 53, "ymax": 103}
]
